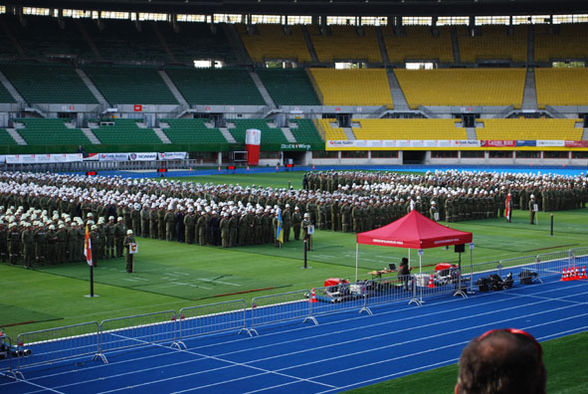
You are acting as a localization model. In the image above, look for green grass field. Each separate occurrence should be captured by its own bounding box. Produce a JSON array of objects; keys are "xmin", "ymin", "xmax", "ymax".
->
[{"xmin": 1, "ymin": 171, "xmax": 586, "ymax": 392}]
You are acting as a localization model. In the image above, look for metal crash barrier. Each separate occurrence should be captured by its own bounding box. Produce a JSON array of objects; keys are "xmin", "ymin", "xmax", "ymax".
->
[{"xmin": 9, "ymin": 247, "xmax": 588, "ymax": 377}]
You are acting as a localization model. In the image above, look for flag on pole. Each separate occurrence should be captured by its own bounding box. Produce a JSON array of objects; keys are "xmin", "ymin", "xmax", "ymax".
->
[
  {"xmin": 505, "ymin": 193, "xmax": 511, "ymax": 222},
  {"xmin": 276, "ymin": 209, "xmax": 284, "ymax": 244},
  {"xmin": 84, "ymin": 224, "xmax": 93, "ymax": 266}
]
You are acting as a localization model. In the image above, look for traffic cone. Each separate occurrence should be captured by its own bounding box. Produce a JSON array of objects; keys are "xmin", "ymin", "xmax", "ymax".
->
[
  {"xmin": 573, "ymin": 266, "xmax": 579, "ymax": 280},
  {"xmin": 217, "ymin": 165, "xmax": 221, "ymax": 172},
  {"xmin": 310, "ymin": 288, "xmax": 318, "ymax": 303},
  {"xmin": 581, "ymin": 266, "xmax": 587, "ymax": 279},
  {"xmin": 563, "ymin": 268, "xmax": 570, "ymax": 281},
  {"xmin": 246, "ymin": 165, "xmax": 250, "ymax": 171},
  {"xmin": 560, "ymin": 268, "xmax": 567, "ymax": 281},
  {"xmin": 427, "ymin": 274, "xmax": 435, "ymax": 288},
  {"xmin": 275, "ymin": 165, "xmax": 279, "ymax": 171}
]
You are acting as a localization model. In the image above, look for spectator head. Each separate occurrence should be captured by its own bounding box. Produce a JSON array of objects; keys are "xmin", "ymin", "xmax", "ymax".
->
[{"xmin": 456, "ymin": 328, "xmax": 546, "ymax": 394}]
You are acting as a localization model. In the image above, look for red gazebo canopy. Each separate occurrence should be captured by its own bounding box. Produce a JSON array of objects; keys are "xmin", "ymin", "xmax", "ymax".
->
[{"xmin": 356, "ymin": 210, "xmax": 472, "ymax": 249}]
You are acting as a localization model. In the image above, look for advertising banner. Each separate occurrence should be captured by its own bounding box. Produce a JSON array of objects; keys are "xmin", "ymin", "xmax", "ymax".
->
[
  {"xmin": 158, "ymin": 152, "xmax": 187, "ymax": 161},
  {"xmin": 128, "ymin": 152, "xmax": 157, "ymax": 161}
]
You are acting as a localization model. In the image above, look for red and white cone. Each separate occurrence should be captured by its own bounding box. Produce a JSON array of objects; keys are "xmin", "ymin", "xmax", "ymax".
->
[
  {"xmin": 581, "ymin": 266, "xmax": 587, "ymax": 280},
  {"xmin": 310, "ymin": 288, "xmax": 318, "ymax": 303},
  {"xmin": 560, "ymin": 268, "xmax": 567, "ymax": 281},
  {"xmin": 427, "ymin": 274, "xmax": 435, "ymax": 288}
]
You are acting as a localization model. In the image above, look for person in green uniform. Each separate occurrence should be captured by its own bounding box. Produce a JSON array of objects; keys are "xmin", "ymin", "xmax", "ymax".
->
[
  {"xmin": 56, "ymin": 223, "xmax": 67, "ymax": 264},
  {"xmin": 529, "ymin": 194, "xmax": 537, "ymax": 225},
  {"xmin": 105, "ymin": 216, "xmax": 116, "ymax": 259},
  {"xmin": 291, "ymin": 206, "xmax": 302, "ymax": 240},
  {"xmin": 114, "ymin": 217, "xmax": 126, "ymax": 258},
  {"xmin": 282, "ymin": 204, "xmax": 291, "ymax": 242},
  {"xmin": 90, "ymin": 224, "xmax": 100, "ymax": 267},
  {"xmin": 302, "ymin": 212, "xmax": 313, "ymax": 251},
  {"xmin": 21, "ymin": 223, "xmax": 34, "ymax": 269},
  {"xmin": 164, "ymin": 207, "xmax": 176, "ymax": 242},
  {"xmin": 124, "ymin": 229, "xmax": 136, "ymax": 273},
  {"xmin": 8, "ymin": 223, "xmax": 21, "ymax": 265},
  {"xmin": 184, "ymin": 207, "xmax": 196, "ymax": 244},
  {"xmin": 220, "ymin": 212, "xmax": 230, "ymax": 248}
]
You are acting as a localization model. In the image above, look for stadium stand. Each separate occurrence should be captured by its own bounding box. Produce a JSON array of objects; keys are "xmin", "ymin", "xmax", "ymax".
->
[
  {"xmin": 165, "ymin": 67, "xmax": 265, "ymax": 105},
  {"xmin": 239, "ymin": 24, "xmax": 312, "ymax": 63},
  {"xmin": 394, "ymin": 68, "xmax": 526, "ymax": 108},
  {"xmin": 227, "ymin": 119, "xmax": 290, "ymax": 145},
  {"xmin": 382, "ymin": 26, "xmax": 454, "ymax": 64},
  {"xmin": 0, "ymin": 63, "xmax": 98, "ymax": 104},
  {"xmin": 309, "ymin": 25, "xmax": 382, "ymax": 64},
  {"xmin": 0, "ymin": 14, "xmax": 90, "ymax": 59},
  {"xmin": 158, "ymin": 22, "xmax": 236, "ymax": 64},
  {"xmin": 83, "ymin": 65, "xmax": 177, "ymax": 105},
  {"xmin": 288, "ymin": 119, "xmax": 324, "ymax": 144},
  {"xmin": 352, "ymin": 119, "xmax": 467, "ymax": 140},
  {"xmin": 309, "ymin": 68, "xmax": 393, "ymax": 106},
  {"xmin": 535, "ymin": 68, "xmax": 588, "ymax": 108},
  {"xmin": 160, "ymin": 118, "xmax": 228, "ymax": 144},
  {"xmin": 535, "ymin": 23, "xmax": 588, "ymax": 62},
  {"xmin": 0, "ymin": 128, "xmax": 18, "ymax": 145},
  {"xmin": 256, "ymin": 69, "xmax": 320, "ymax": 106},
  {"xmin": 14, "ymin": 118, "xmax": 91, "ymax": 145},
  {"xmin": 90, "ymin": 119, "xmax": 162, "ymax": 144},
  {"xmin": 476, "ymin": 118, "xmax": 583, "ymax": 140},
  {"xmin": 457, "ymin": 25, "xmax": 527, "ymax": 63},
  {"xmin": 0, "ymin": 80, "xmax": 16, "ymax": 103},
  {"xmin": 80, "ymin": 19, "xmax": 168, "ymax": 63},
  {"xmin": 0, "ymin": 15, "xmax": 20, "ymax": 57},
  {"xmin": 317, "ymin": 118, "xmax": 347, "ymax": 140}
]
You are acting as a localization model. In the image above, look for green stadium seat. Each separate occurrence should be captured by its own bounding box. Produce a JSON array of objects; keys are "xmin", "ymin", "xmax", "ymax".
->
[
  {"xmin": 256, "ymin": 69, "xmax": 320, "ymax": 106},
  {"xmin": 165, "ymin": 68, "xmax": 265, "ymax": 105},
  {"xmin": 0, "ymin": 63, "xmax": 98, "ymax": 104},
  {"xmin": 91, "ymin": 119, "xmax": 162, "ymax": 144},
  {"xmin": 0, "ymin": 129, "xmax": 19, "ymax": 146},
  {"xmin": 288, "ymin": 119, "xmax": 324, "ymax": 144},
  {"xmin": 228, "ymin": 119, "xmax": 289, "ymax": 145},
  {"xmin": 83, "ymin": 65, "xmax": 178, "ymax": 105},
  {"xmin": 14, "ymin": 118, "xmax": 91, "ymax": 146},
  {"xmin": 161, "ymin": 118, "xmax": 228, "ymax": 144}
]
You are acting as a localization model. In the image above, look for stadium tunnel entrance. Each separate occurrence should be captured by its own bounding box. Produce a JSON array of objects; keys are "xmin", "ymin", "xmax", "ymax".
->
[
  {"xmin": 403, "ymin": 151, "xmax": 426, "ymax": 164},
  {"xmin": 282, "ymin": 151, "xmax": 307, "ymax": 165}
]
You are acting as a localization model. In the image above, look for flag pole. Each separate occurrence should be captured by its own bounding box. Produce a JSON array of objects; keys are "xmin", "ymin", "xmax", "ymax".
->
[{"xmin": 90, "ymin": 264, "xmax": 94, "ymax": 297}]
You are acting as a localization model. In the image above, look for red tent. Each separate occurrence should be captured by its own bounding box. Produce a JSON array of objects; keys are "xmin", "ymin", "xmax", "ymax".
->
[
  {"xmin": 356, "ymin": 210, "xmax": 472, "ymax": 249},
  {"xmin": 354, "ymin": 210, "xmax": 473, "ymax": 281}
]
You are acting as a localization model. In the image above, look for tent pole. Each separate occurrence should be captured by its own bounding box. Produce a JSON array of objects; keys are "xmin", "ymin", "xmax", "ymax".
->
[{"xmin": 355, "ymin": 242, "xmax": 359, "ymax": 282}]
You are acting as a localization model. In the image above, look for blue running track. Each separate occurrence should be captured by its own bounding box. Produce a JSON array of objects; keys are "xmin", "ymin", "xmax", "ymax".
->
[{"xmin": 1, "ymin": 274, "xmax": 587, "ymax": 394}]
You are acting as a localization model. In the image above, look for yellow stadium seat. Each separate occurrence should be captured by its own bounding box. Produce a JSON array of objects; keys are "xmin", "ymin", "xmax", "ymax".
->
[
  {"xmin": 309, "ymin": 68, "xmax": 393, "ymax": 106},
  {"xmin": 382, "ymin": 26, "xmax": 453, "ymax": 64},
  {"xmin": 310, "ymin": 26, "xmax": 382, "ymax": 63},
  {"xmin": 535, "ymin": 24, "xmax": 588, "ymax": 62},
  {"xmin": 318, "ymin": 118, "xmax": 348, "ymax": 140},
  {"xmin": 394, "ymin": 68, "xmax": 526, "ymax": 108},
  {"xmin": 352, "ymin": 119, "xmax": 467, "ymax": 140},
  {"xmin": 535, "ymin": 68, "xmax": 588, "ymax": 108},
  {"xmin": 238, "ymin": 24, "xmax": 312, "ymax": 63},
  {"xmin": 457, "ymin": 26, "xmax": 527, "ymax": 63},
  {"xmin": 476, "ymin": 118, "xmax": 583, "ymax": 140}
]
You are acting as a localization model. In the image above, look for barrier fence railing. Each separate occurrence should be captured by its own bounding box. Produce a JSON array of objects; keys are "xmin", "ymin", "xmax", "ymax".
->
[
  {"xmin": 250, "ymin": 290, "xmax": 314, "ymax": 334},
  {"xmin": 177, "ymin": 300, "xmax": 250, "ymax": 348},
  {"xmin": 99, "ymin": 310, "xmax": 178, "ymax": 362},
  {"xmin": 0, "ymin": 333, "xmax": 23, "ymax": 380},
  {"xmin": 11, "ymin": 247, "xmax": 587, "ymax": 377},
  {"xmin": 16, "ymin": 322, "xmax": 101, "ymax": 371}
]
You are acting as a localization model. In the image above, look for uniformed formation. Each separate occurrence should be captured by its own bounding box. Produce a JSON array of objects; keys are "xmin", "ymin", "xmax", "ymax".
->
[{"xmin": 1, "ymin": 169, "xmax": 586, "ymax": 268}]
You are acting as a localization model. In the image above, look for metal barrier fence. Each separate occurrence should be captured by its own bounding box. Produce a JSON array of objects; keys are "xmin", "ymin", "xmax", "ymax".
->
[
  {"xmin": 10, "ymin": 247, "xmax": 588, "ymax": 377},
  {"xmin": 99, "ymin": 310, "xmax": 178, "ymax": 360},
  {"xmin": 0, "ymin": 333, "xmax": 23, "ymax": 380},
  {"xmin": 16, "ymin": 322, "xmax": 100, "ymax": 371},
  {"xmin": 178, "ymin": 300, "xmax": 250, "ymax": 347},
  {"xmin": 250, "ymin": 290, "xmax": 314, "ymax": 333}
]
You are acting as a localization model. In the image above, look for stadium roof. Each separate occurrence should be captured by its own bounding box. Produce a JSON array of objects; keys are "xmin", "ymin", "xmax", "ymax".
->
[{"xmin": 6, "ymin": 0, "xmax": 588, "ymax": 17}]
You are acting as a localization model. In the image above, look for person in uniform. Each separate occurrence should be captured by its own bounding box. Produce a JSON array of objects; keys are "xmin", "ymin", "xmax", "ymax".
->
[
  {"xmin": 282, "ymin": 204, "xmax": 291, "ymax": 242},
  {"xmin": 105, "ymin": 216, "xmax": 116, "ymax": 258},
  {"xmin": 90, "ymin": 224, "xmax": 100, "ymax": 267},
  {"xmin": 302, "ymin": 212, "xmax": 313, "ymax": 251},
  {"xmin": 529, "ymin": 194, "xmax": 537, "ymax": 225},
  {"xmin": 21, "ymin": 223, "xmax": 34, "ymax": 269},
  {"xmin": 114, "ymin": 217, "xmax": 127, "ymax": 258},
  {"xmin": 124, "ymin": 229, "xmax": 136, "ymax": 273},
  {"xmin": 398, "ymin": 257, "xmax": 412, "ymax": 291},
  {"xmin": 291, "ymin": 206, "xmax": 302, "ymax": 240},
  {"xmin": 184, "ymin": 207, "xmax": 196, "ymax": 244}
]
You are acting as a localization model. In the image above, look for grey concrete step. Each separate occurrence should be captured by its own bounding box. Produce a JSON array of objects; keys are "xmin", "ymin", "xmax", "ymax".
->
[
  {"xmin": 342, "ymin": 127, "xmax": 356, "ymax": 140},
  {"xmin": 76, "ymin": 68, "xmax": 110, "ymax": 107},
  {"xmin": 281, "ymin": 127, "xmax": 297, "ymax": 143},
  {"xmin": 465, "ymin": 127, "xmax": 477, "ymax": 140},
  {"xmin": 522, "ymin": 68, "xmax": 538, "ymax": 111},
  {"xmin": 250, "ymin": 71, "xmax": 276, "ymax": 108},
  {"xmin": 219, "ymin": 127, "xmax": 237, "ymax": 143},
  {"xmin": 0, "ymin": 70, "xmax": 26, "ymax": 105},
  {"xmin": 582, "ymin": 128, "xmax": 588, "ymax": 141},
  {"xmin": 159, "ymin": 70, "xmax": 188, "ymax": 106},
  {"xmin": 81, "ymin": 128, "xmax": 101, "ymax": 144},
  {"xmin": 153, "ymin": 127, "xmax": 172, "ymax": 144},
  {"xmin": 6, "ymin": 128, "xmax": 27, "ymax": 145},
  {"xmin": 387, "ymin": 70, "xmax": 410, "ymax": 110},
  {"xmin": 302, "ymin": 25, "xmax": 319, "ymax": 63}
]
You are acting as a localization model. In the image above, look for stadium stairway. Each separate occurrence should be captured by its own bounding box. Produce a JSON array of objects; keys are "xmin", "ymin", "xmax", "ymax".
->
[
  {"xmin": 158, "ymin": 70, "xmax": 189, "ymax": 107},
  {"xmin": 375, "ymin": 27, "xmax": 390, "ymax": 65},
  {"xmin": 0, "ymin": 70, "xmax": 26, "ymax": 105},
  {"xmin": 451, "ymin": 28, "xmax": 461, "ymax": 63},
  {"xmin": 6, "ymin": 128, "xmax": 26, "ymax": 145},
  {"xmin": 466, "ymin": 127, "xmax": 477, "ymax": 139},
  {"xmin": 522, "ymin": 68, "xmax": 538, "ymax": 111},
  {"xmin": 219, "ymin": 126, "xmax": 237, "ymax": 143},
  {"xmin": 153, "ymin": 127, "xmax": 172, "ymax": 144},
  {"xmin": 223, "ymin": 24, "xmax": 252, "ymax": 65},
  {"xmin": 74, "ymin": 19, "xmax": 103, "ymax": 61},
  {"xmin": 527, "ymin": 25, "xmax": 535, "ymax": 64},
  {"xmin": 387, "ymin": 70, "xmax": 410, "ymax": 110},
  {"xmin": 280, "ymin": 127, "xmax": 297, "ymax": 143},
  {"xmin": 342, "ymin": 127, "xmax": 356, "ymax": 140},
  {"xmin": 151, "ymin": 22, "xmax": 177, "ymax": 63},
  {"xmin": 302, "ymin": 25, "xmax": 320, "ymax": 63},
  {"xmin": 76, "ymin": 68, "xmax": 110, "ymax": 107},
  {"xmin": 80, "ymin": 127, "xmax": 101, "ymax": 144},
  {"xmin": 249, "ymin": 71, "xmax": 276, "ymax": 108}
]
